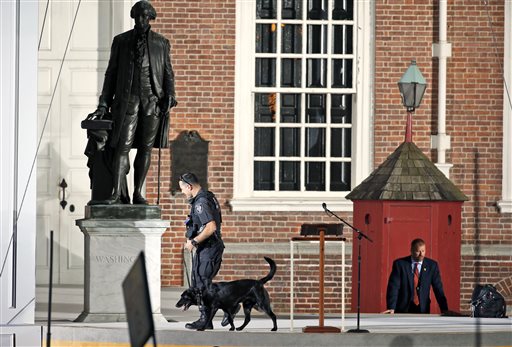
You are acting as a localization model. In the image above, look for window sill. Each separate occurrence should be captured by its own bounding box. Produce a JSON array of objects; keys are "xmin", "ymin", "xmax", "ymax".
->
[
  {"xmin": 229, "ymin": 197, "xmax": 354, "ymax": 212},
  {"xmin": 497, "ymin": 200, "xmax": 512, "ymax": 214}
]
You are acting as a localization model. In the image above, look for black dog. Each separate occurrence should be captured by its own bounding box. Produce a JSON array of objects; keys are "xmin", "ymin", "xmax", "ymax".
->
[{"xmin": 176, "ymin": 256, "xmax": 277, "ymax": 331}]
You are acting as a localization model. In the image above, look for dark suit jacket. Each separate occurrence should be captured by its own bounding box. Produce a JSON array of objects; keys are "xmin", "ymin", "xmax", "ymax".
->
[
  {"xmin": 386, "ymin": 256, "xmax": 448, "ymax": 313},
  {"xmin": 98, "ymin": 28, "xmax": 175, "ymax": 148}
]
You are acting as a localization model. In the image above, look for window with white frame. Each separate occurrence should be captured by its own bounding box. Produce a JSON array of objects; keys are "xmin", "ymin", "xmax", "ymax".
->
[{"xmin": 232, "ymin": 0, "xmax": 372, "ymax": 211}]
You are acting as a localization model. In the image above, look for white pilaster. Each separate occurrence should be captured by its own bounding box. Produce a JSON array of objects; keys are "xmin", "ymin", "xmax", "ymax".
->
[{"xmin": 1, "ymin": 0, "xmax": 40, "ymax": 344}]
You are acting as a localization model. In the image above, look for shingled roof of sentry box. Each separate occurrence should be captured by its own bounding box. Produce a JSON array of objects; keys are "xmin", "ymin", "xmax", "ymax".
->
[{"xmin": 346, "ymin": 142, "xmax": 468, "ymax": 201}]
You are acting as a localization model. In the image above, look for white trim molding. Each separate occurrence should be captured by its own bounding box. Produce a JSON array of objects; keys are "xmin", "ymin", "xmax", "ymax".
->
[
  {"xmin": 1, "ymin": 0, "xmax": 38, "ymax": 325},
  {"xmin": 230, "ymin": 196, "xmax": 353, "ymax": 212},
  {"xmin": 498, "ymin": 1, "xmax": 512, "ymax": 214}
]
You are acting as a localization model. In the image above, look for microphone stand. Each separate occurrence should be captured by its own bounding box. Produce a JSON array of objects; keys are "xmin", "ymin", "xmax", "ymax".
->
[{"xmin": 322, "ymin": 204, "xmax": 372, "ymax": 333}]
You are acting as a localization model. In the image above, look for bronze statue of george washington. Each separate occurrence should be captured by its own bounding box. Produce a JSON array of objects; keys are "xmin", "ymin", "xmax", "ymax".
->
[{"xmin": 86, "ymin": 0, "xmax": 177, "ymax": 205}]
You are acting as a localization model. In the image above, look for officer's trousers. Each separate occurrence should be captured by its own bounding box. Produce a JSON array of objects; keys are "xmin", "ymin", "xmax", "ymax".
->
[{"xmin": 191, "ymin": 241, "xmax": 224, "ymax": 291}]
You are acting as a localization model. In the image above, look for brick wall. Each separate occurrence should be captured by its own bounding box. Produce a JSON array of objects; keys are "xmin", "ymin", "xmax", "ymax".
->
[
  {"xmin": 375, "ymin": 0, "xmax": 512, "ymax": 313},
  {"xmin": 146, "ymin": 0, "xmax": 511, "ymax": 315},
  {"xmin": 146, "ymin": 0, "xmax": 351, "ymax": 314},
  {"xmin": 149, "ymin": 0, "xmax": 237, "ymax": 285}
]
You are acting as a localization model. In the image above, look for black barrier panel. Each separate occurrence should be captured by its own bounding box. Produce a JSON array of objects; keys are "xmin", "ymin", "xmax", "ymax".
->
[{"xmin": 122, "ymin": 252, "xmax": 155, "ymax": 347}]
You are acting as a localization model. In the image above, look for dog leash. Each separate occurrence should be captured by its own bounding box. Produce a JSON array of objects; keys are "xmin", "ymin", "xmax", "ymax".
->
[{"xmin": 182, "ymin": 246, "xmax": 191, "ymax": 287}]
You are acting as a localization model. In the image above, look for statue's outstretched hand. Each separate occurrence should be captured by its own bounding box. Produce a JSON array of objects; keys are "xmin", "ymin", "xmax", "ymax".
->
[{"xmin": 86, "ymin": 107, "xmax": 107, "ymax": 120}]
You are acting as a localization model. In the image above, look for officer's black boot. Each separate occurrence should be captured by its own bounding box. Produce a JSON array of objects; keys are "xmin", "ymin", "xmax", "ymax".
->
[
  {"xmin": 185, "ymin": 306, "xmax": 213, "ymax": 330},
  {"xmin": 221, "ymin": 304, "xmax": 240, "ymax": 327},
  {"xmin": 133, "ymin": 149, "xmax": 151, "ymax": 205}
]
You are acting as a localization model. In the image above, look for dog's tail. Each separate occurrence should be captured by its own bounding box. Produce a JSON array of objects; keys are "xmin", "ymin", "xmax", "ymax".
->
[{"xmin": 259, "ymin": 256, "xmax": 277, "ymax": 284}]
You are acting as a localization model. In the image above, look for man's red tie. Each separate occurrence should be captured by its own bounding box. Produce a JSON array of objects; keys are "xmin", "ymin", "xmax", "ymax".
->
[{"xmin": 413, "ymin": 263, "xmax": 420, "ymax": 306}]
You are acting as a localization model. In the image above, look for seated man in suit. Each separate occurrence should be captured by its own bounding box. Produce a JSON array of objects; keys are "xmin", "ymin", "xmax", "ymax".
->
[{"xmin": 383, "ymin": 238, "xmax": 448, "ymax": 314}]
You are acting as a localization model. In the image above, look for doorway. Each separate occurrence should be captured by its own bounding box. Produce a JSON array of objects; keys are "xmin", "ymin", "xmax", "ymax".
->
[{"xmin": 36, "ymin": 0, "xmax": 128, "ymax": 285}]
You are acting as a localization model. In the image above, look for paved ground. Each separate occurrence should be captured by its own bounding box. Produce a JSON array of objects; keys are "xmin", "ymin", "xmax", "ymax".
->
[{"xmin": 35, "ymin": 286, "xmax": 512, "ymax": 347}]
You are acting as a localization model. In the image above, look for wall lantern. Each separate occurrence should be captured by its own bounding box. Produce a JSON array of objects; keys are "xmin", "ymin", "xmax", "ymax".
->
[
  {"xmin": 398, "ymin": 60, "xmax": 427, "ymax": 142},
  {"xmin": 398, "ymin": 60, "xmax": 427, "ymax": 112}
]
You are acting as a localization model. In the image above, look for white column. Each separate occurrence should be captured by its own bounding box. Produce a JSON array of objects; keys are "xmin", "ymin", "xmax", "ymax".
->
[{"xmin": 1, "ymin": 0, "xmax": 40, "ymax": 345}]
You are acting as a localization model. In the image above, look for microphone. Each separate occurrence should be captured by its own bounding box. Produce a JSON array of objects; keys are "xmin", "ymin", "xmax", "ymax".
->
[{"xmin": 322, "ymin": 202, "xmax": 328, "ymax": 211}]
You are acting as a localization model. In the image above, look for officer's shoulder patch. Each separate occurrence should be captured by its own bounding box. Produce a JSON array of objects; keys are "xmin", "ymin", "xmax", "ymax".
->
[{"xmin": 195, "ymin": 204, "xmax": 203, "ymax": 214}]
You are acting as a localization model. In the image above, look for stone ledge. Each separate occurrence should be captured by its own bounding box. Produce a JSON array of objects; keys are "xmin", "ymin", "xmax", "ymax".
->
[{"xmin": 84, "ymin": 205, "xmax": 161, "ymax": 219}]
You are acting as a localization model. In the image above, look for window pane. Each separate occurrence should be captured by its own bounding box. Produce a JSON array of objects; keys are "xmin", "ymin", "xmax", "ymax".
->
[
  {"xmin": 281, "ymin": 59, "xmax": 301, "ymax": 87},
  {"xmin": 331, "ymin": 128, "xmax": 351, "ymax": 157},
  {"xmin": 281, "ymin": 93, "xmax": 301, "ymax": 123},
  {"xmin": 332, "ymin": 0, "xmax": 353, "ymax": 20},
  {"xmin": 282, "ymin": 0, "xmax": 302, "ymax": 19},
  {"xmin": 306, "ymin": 161, "xmax": 325, "ymax": 190},
  {"xmin": 332, "ymin": 59, "xmax": 353, "ymax": 88},
  {"xmin": 306, "ymin": 128, "xmax": 325, "ymax": 157},
  {"xmin": 281, "ymin": 24, "xmax": 302, "ymax": 53},
  {"xmin": 307, "ymin": 0, "xmax": 327, "ymax": 20},
  {"xmin": 280, "ymin": 161, "xmax": 300, "ymax": 190},
  {"xmin": 254, "ymin": 127, "xmax": 275, "ymax": 156},
  {"xmin": 255, "ymin": 93, "xmax": 276, "ymax": 123},
  {"xmin": 256, "ymin": 58, "xmax": 276, "ymax": 87},
  {"xmin": 307, "ymin": 25, "xmax": 327, "ymax": 54},
  {"xmin": 330, "ymin": 162, "xmax": 351, "ymax": 191},
  {"xmin": 331, "ymin": 94, "xmax": 352, "ymax": 124},
  {"xmin": 307, "ymin": 59, "xmax": 326, "ymax": 88},
  {"xmin": 307, "ymin": 94, "xmax": 325, "ymax": 123},
  {"xmin": 256, "ymin": 0, "xmax": 276, "ymax": 19},
  {"xmin": 252, "ymin": 0, "xmax": 356, "ymax": 196},
  {"xmin": 280, "ymin": 127, "xmax": 300, "ymax": 156},
  {"xmin": 254, "ymin": 161, "xmax": 275, "ymax": 190},
  {"xmin": 256, "ymin": 24, "xmax": 276, "ymax": 53},
  {"xmin": 332, "ymin": 25, "xmax": 353, "ymax": 54}
]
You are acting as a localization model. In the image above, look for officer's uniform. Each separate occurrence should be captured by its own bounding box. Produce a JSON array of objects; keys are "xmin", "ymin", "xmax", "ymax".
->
[{"xmin": 187, "ymin": 189, "xmax": 224, "ymax": 290}]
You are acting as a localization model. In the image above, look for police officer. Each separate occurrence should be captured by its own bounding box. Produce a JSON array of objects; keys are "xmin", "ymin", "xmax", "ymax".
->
[{"xmin": 180, "ymin": 172, "xmax": 224, "ymax": 330}]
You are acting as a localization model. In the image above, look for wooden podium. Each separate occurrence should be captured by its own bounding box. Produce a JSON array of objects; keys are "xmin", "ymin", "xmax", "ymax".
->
[{"xmin": 290, "ymin": 224, "xmax": 345, "ymax": 333}]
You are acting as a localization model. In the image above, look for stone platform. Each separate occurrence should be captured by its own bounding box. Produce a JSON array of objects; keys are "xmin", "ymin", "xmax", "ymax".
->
[
  {"xmin": 36, "ymin": 286, "xmax": 512, "ymax": 347},
  {"xmin": 42, "ymin": 315, "xmax": 512, "ymax": 347}
]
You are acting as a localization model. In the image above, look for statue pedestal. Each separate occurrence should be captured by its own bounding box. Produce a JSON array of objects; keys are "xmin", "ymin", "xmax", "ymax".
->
[{"xmin": 75, "ymin": 205, "xmax": 169, "ymax": 323}]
